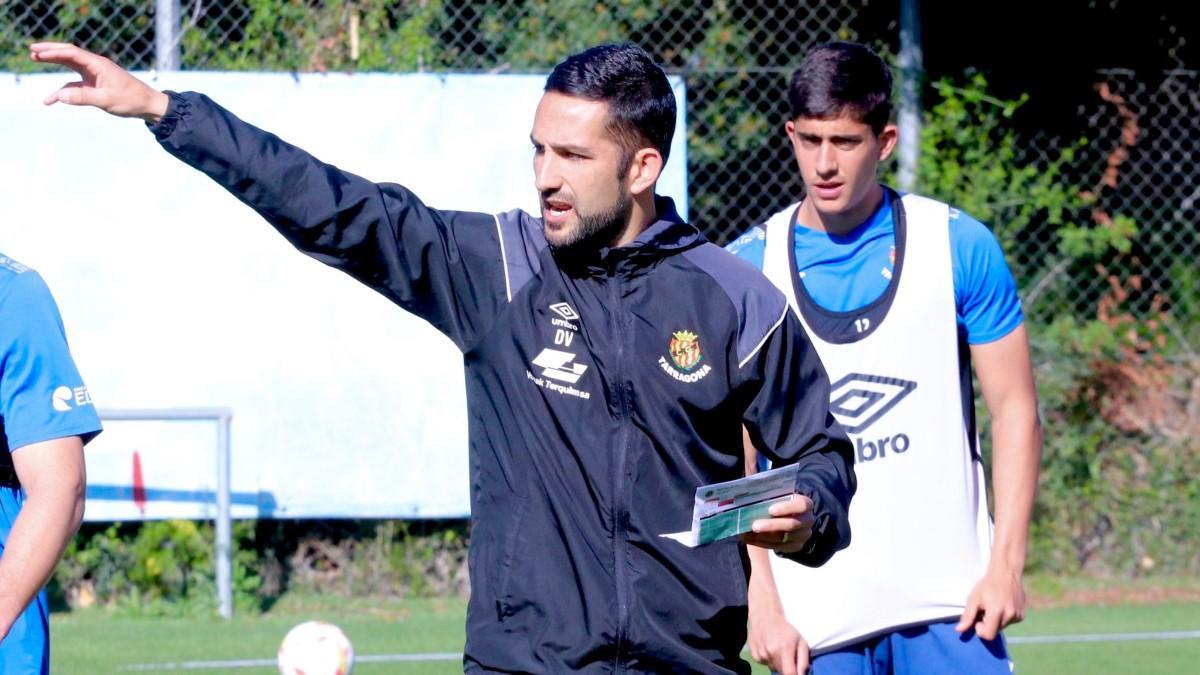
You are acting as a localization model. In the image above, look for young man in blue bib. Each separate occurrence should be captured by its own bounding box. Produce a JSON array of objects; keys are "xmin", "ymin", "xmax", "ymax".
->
[
  {"xmin": 727, "ymin": 42, "xmax": 1042, "ymax": 675},
  {"xmin": 0, "ymin": 252, "xmax": 101, "ymax": 674}
]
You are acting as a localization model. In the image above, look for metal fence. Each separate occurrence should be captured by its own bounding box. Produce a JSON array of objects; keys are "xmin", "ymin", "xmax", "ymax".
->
[
  {"xmin": 4, "ymin": 1, "xmax": 1199, "ymax": 571},
  {"xmin": 7, "ymin": 3, "xmax": 1195, "ymax": 320},
  {"xmin": 4, "ymin": 0, "xmax": 899, "ymax": 243},
  {"xmin": 1073, "ymin": 70, "xmax": 1199, "ymax": 331}
]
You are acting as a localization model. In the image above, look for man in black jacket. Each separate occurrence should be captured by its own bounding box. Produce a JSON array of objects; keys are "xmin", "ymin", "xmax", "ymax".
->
[{"xmin": 33, "ymin": 41, "xmax": 855, "ymax": 673}]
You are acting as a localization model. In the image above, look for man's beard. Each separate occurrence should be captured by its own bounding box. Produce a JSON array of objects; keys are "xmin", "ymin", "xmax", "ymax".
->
[{"xmin": 547, "ymin": 192, "xmax": 633, "ymax": 259}]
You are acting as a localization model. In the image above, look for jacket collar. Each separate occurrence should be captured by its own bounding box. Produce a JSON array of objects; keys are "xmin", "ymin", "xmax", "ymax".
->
[{"xmin": 555, "ymin": 197, "xmax": 705, "ymax": 277}]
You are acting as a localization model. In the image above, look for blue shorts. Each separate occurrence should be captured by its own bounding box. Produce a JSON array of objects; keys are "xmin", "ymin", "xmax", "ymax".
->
[
  {"xmin": 1, "ymin": 487, "xmax": 50, "ymax": 675},
  {"xmin": 0, "ymin": 588, "xmax": 49, "ymax": 675},
  {"xmin": 811, "ymin": 620, "xmax": 1011, "ymax": 675}
]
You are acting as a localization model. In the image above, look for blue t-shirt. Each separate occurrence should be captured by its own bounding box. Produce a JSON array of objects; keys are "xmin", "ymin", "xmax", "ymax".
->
[
  {"xmin": 725, "ymin": 190, "xmax": 1023, "ymax": 345},
  {"xmin": 0, "ymin": 252, "xmax": 101, "ymax": 674}
]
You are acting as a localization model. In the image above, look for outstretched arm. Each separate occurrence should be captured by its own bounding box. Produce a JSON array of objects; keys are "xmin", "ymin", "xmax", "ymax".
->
[
  {"xmin": 31, "ymin": 43, "xmax": 511, "ymax": 350},
  {"xmin": 0, "ymin": 437, "xmax": 86, "ymax": 643},
  {"xmin": 956, "ymin": 324, "xmax": 1042, "ymax": 640}
]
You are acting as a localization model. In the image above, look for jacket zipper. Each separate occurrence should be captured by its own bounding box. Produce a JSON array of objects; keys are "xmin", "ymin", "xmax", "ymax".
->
[{"xmin": 608, "ymin": 269, "xmax": 633, "ymax": 672}]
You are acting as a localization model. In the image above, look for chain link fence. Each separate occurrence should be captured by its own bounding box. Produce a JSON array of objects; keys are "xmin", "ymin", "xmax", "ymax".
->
[
  {"xmin": 5, "ymin": 0, "xmax": 1198, "ymax": 575},
  {"xmin": 3, "ymin": 0, "xmax": 899, "ymax": 245},
  {"xmin": 1083, "ymin": 70, "xmax": 1199, "ymax": 323}
]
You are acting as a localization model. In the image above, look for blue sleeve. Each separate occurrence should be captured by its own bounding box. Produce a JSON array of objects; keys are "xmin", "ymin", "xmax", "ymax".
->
[
  {"xmin": 723, "ymin": 226, "xmax": 766, "ymax": 271},
  {"xmin": 0, "ymin": 272, "xmax": 102, "ymax": 453},
  {"xmin": 949, "ymin": 209, "xmax": 1024, "ymax": 344}
]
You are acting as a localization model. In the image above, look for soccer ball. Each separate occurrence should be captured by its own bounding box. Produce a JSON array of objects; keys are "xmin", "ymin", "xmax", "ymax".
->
[{"xmin": 277, "ymin": 620, "xmax": 355, "ymax": 675}]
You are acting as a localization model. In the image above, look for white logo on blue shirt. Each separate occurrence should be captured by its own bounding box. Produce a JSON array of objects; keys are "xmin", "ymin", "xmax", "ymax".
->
[
  {"xmin": 52, "ymin": 386, "xmax": 73, "ymax": 411},
  {"xmin": 52, "ymin": 385, "xmax": 93, "ymax": 412}
]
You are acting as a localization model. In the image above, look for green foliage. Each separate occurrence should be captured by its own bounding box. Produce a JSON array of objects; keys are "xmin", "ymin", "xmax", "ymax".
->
[
  {"xmin": 1028, "ymin": 313, "xmax": 1200, "ymax": 575},
  {"xmin": 53, "ymin": 520, "xmax": 262, "ymax": 615},
  {"xmin": 682, "ymin": 0, "xmax": 770, "ymax": 164},
  {"xmin": 1, "ymin": 0, "xmax": 153, "ymax": 72},
  {"xmin": 1059, "ymin": 213, "xmax": 1137, "ymax": 258},
  {"xmin": 126, "ymin": 520, "xmax": 212, "ymax": 603},
  {"xmin": 53, "ymin": 523, "xmax": 137, "ymax": 607},
  {"xmin": 52, "ymin": 519, "xmax": 468, "ymax": 615},
  {"xmin": 1166, "ymin": 258, "xmax": 1200, "ymax": 347},
  {"xmin": 279, "ymin": 520, "xmax": 468, "ymax": 599},
  {"xmin": 914, "ymin": 73, "xmax": 1197, "ymax": 577},
  {"xmin": 481, "ymin": 0, "xmax": 668, "ymax": 68},
  {"xmin": 180, "ymin": 0, "xmax": 450, "ymax": 72},
  {"xmin": 914, "ymin": 75, "xmax": 1101, "ymax": 275}
]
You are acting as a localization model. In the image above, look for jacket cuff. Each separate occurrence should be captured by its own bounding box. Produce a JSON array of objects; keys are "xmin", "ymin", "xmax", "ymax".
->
[
  {"xmin": 776, "ymin": 479, "xmax": 845, "ymax": 567},
  {"xmin": 145, "ymin": 90, "xmax": 190, "ymax": 141}
]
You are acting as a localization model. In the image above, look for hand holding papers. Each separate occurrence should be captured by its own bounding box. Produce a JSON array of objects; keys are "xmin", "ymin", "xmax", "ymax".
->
[{"xmin": 663, "ymin": 463, "xmax": 802, "ymax": 548}]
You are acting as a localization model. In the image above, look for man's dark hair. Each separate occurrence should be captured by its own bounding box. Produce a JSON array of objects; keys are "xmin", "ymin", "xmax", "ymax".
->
[
  {"xmin": 788, "ymin": 41, "xmax": 893, "ymax": 134},
  {"xmin": 546, "ymin": 43, "xmax": 676, "ymax": 172}
]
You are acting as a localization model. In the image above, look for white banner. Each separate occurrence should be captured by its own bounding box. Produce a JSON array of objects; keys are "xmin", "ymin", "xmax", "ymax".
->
[
  {"xmin": 0, "ymin": 71, "xmax": 688, "ymax": 519},
  {"xmin": 82, "ymin": 416, "xmax": 256, "ymax": 521}
]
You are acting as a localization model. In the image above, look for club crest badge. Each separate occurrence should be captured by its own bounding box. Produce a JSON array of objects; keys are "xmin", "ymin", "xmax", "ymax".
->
[
  {"xmin": 669, "ymin": 330, "xmax": 702, "ymax": 371},
  {"xmin": 660, "ymin": 330, "xmax": 712, "ymax": 383}
]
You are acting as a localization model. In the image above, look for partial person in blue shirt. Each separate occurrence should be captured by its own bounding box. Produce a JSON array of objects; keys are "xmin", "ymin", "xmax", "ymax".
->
[
  {"xmin": 0, "ymin": 252, "xmax": 100, "ymax": 674},
  {"xmin": 727, "ymin": 42, "xmax": 1042, "ymax": 675}
]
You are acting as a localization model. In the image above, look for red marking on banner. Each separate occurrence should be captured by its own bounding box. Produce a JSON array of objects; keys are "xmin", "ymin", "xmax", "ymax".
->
[{"xmin": 132, "ymin": 451, "xmax": 146, "ymax": 514}]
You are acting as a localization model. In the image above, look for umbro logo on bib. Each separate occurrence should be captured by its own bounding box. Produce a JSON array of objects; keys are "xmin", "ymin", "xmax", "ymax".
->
[{"xmin": 828, "ymin": 373, "xmax": 916, "ymax": 434}]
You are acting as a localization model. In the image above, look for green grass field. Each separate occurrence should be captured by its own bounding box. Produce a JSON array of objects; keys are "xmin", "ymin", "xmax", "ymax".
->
[
  {"xmin": 51, "ymin": 596, "xmax": 467, "ymax": 674},
  {"xmin": 50, "ymin": 596, "xmax": 1200, "ymax": 674}
]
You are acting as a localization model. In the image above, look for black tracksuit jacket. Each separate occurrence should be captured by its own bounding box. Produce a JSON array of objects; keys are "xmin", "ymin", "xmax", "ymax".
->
[{"xmin": 149, "ymin": 92, "xmax": 855, "ymax": 674}]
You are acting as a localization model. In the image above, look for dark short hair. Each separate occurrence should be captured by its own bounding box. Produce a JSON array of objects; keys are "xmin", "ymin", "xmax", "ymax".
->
[
  {"xmin": 788, "ymin": 41, "xmax": 893, "ymax": 134},
  {"xmin": 545, "ymin": 43, "xmax": 677, "ymax": 169}
]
